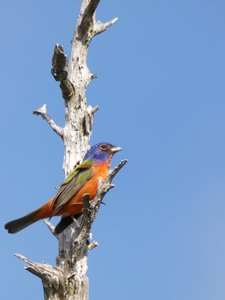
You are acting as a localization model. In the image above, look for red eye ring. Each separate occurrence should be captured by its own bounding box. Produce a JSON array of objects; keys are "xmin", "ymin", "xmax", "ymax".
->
[{"xmin": 100, "ymin": 144, "xmax": 107, "ymax": 151}]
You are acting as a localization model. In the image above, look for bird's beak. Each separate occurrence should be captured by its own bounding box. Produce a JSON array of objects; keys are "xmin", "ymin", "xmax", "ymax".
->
[{"xmin": 111, "ymin": 146, "xmax": 122, "ymax": 153}]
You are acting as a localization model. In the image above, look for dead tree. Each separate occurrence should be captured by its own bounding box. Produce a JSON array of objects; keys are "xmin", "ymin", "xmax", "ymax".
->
[{"xmin": 13, "ymin": 1, "xmax": 127, "ymax": 299}]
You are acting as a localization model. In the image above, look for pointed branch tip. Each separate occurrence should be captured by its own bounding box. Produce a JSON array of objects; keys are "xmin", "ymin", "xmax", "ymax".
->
[
  {"xmin": 91, "ymin": 73, "xmax": 98, "ymax": 80},
  {"xmin": 43, "ymin": 219, "xmax": 58, "ymax": 239},
  {"xmin": 33, "ymin": 104, "xmax": 47, "ymax": 115},
  {"xmin": 33, "ymin": 104, "xmax": 64, "ymax": 139},
  {"xmin": 91, "ymin": 105, "xmax": 99, "ymax": 114},
  {"xmin": 88, "ymin": 241, "xmax": 99, "ymax": 251},
  {"xmin": 94, "ymin": 17, "xmax": 118, "ymax": 35},
  {"xmin": 14, "ymin": 253, "xmax": 27, "ymax": 262}
]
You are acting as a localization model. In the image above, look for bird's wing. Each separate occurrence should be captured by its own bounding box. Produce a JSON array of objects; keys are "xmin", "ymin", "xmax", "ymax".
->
[{"xmin": 52, "ymin": 159, "xmax": 94, "ymax": 215}]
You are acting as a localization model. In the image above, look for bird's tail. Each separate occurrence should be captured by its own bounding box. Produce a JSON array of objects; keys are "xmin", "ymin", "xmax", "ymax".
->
[
  {"xmin": 4, "ymin": 209, "xmax": 41, "ymax": 234},
  {"xmin": 5, "ymin": 198, "xmax": 54, "ymax": 234}
]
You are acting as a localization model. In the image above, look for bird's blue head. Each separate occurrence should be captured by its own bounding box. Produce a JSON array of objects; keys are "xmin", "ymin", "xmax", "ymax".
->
[{"xmin": 84, "ymin": 143, "xmax": 122, "ymax": 164}]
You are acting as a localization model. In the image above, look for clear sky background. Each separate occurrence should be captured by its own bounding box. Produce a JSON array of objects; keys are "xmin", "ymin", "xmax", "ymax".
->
[{"xmin": 1, "ymin": 0, "xmax": 225, "ymax": 299}]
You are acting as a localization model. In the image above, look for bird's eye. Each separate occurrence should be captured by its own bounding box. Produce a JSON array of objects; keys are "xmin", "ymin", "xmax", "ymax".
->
[{"xmin": 100, "ymin": 144, "xmax": 107, "ymax": 151}]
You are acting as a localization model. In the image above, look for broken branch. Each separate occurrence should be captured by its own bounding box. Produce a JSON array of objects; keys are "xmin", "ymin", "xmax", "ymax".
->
[{"xmin": 33, "ymin": 104, "xmax": 64, "ymax": 139}]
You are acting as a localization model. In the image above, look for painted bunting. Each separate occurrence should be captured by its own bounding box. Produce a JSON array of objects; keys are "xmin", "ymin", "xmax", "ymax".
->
[{"xmin": 5, "ymin": 143, "xmax": 121, "ymax": 235}]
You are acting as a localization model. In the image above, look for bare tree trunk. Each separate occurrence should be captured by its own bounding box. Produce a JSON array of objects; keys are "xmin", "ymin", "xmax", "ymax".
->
[{"xmin": 14, "ymin": 1, "xmax": 127, "ymax": 299}]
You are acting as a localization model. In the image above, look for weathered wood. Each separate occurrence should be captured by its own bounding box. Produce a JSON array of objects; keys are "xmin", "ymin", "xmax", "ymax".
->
[
  {"xmin": 14, "ymin": 1, "xmax": 126, "ymax": 299},
  {"xmin": 33, "ymin": 104, "xmax": 64, "ymax": 139}
]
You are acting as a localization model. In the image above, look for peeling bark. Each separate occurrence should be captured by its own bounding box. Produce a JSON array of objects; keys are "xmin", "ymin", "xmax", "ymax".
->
[{"xmin": 15, "ymin": 1, "xmax": 127, "ymax": 299}]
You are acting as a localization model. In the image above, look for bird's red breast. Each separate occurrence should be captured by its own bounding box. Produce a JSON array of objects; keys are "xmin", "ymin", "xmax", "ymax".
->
[{"xmin": 57, "ymin": 161, "xmax": 109, "ymax": 216}]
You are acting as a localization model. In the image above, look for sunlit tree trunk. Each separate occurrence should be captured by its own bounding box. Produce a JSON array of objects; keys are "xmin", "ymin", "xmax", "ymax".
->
[{"xmin": 14, "ymin": 1, "xmax": 127, "ymax": 299}]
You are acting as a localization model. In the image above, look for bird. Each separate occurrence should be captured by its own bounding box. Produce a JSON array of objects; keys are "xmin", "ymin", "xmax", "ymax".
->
[{"xmin": 5, "ymin": 143, "xmax": 121, "ymax": 235}]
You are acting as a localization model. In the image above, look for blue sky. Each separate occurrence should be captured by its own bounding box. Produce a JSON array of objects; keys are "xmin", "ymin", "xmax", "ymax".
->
[{"xmin": 1, "ymin": 0, "xmax": 225, "ymax": 299}]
